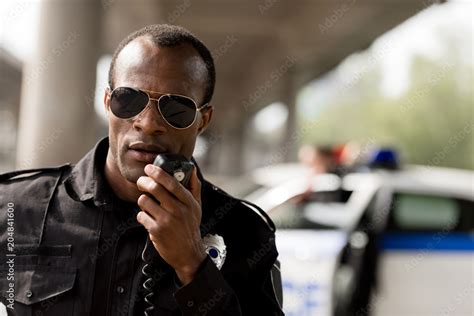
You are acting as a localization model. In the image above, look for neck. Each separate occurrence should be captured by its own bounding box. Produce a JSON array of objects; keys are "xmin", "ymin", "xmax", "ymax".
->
[{"xmin": 104, "ymin": 150, "xmax": 141, "ymax": 203}]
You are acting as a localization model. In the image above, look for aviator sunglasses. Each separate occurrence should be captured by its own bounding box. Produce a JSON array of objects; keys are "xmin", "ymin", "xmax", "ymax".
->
[{"xmin": 109, "ymin": 86, "xmax": 209, "ymax": 129}]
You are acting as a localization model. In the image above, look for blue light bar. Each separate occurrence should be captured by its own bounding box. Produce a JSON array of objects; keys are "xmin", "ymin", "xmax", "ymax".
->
[{"xmin": 369, "ymin": 148, "xmax": 399, "ymax": 170}]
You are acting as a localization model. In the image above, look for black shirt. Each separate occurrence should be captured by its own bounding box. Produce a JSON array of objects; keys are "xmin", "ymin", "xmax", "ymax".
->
[{"xmin": 86, "ymin": 138, "xmax": 148, "ymax": 315}]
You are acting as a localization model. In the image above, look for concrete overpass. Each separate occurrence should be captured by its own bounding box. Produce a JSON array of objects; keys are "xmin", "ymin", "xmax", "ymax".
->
[{"xmin": 10, "ymin": 0, "xmax": 433, "ymax": 175}]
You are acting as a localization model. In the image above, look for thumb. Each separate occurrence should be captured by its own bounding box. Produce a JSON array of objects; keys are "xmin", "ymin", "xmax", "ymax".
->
[{"xmin": 188, "ymin": 165, "xmax": 201, "ymax": 204}]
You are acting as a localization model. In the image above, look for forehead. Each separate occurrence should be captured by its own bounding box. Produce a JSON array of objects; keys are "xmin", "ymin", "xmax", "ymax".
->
[{"xmin": 113, "ymin": 36, "xmax": 207, "ymax": 100}]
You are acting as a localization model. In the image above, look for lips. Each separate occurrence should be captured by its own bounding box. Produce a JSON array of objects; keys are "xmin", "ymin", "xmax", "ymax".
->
[{"xmin": 127, "ymin": 142, "xmax": 167, "ymax": 164}]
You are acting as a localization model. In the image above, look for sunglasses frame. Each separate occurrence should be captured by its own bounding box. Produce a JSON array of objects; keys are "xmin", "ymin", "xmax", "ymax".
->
[{"xmin": 109, "ymin": 86, "xmax": 209, "ymax": 129}]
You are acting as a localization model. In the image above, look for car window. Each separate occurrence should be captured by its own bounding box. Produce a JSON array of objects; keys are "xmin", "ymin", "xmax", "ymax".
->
[
  {"xmin": 388, "ymin": 193, "xmax": 473, "ymax": 231},
  {"xmin": 393, "ymin": 194, "xmax": 459, "ymax": 230}
]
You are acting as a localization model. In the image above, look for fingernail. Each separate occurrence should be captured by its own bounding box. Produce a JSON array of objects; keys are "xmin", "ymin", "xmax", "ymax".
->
[{"xmin": 144, "ymin": 164, "xmax": 153, "ymax": 174}]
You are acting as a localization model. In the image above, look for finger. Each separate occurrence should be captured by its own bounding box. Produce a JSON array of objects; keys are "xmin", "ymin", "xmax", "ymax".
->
[
  {"xmin": 188, "ymin": 166, "xmax": 201, "ymax": 204},
  {"xmin": 136, "ymin": 210, "xmax": 156, "ymax": 232},
  {"xmin": 144, "ymin": 164, "xmax": 189, "ymax": 202},
  {"xmin": 137, "ymin": 176, "xmax": 181, "ymax": 212},
  {"xmin": 137, "ymin": 193, "xmax": 174, "ymax": 219},
  {"xmin": 136, "ymin": 202, "xmax": 172, "ymax": 237}
]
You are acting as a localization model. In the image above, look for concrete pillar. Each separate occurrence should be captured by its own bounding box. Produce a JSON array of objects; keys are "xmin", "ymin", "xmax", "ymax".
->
[
  {"xmin": 16, "ymin": 1, "xmax": 101, "ymax": 169},
  {"xmin": 0, "ymin": 52, "xmax": 22, "ymax": 172}
]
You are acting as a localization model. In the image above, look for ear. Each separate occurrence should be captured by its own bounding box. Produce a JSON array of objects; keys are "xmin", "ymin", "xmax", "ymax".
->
[
  {"xmin": 197, "ymin": 106, "xmax": 214, "ymax": 135},
  {"xmin": 103, "ymin": 87, "xmax": 111, "ymax": 112}
]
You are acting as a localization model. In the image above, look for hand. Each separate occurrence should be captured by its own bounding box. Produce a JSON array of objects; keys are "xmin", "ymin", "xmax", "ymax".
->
[{"xmin": 136, "ymin": 164, "xmax": 206, "ymax": 285}]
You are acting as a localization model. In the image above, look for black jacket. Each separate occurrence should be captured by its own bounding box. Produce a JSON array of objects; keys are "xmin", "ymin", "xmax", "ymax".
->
[{"xmin": 0, "ymin": 138, "xmax": 283, "ymax": 315}]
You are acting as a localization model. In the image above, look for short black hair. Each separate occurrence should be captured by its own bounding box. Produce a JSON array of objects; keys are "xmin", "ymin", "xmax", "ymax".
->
[{"xmin": 108, "ymin": 24, "xmax": 215, "ymax": 106}]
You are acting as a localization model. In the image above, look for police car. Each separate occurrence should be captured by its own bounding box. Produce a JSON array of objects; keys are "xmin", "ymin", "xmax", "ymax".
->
[
  {"xmin": 229, "ymin": 152, "xmax": 474, "ymax": 316},
  {"xmin": 226, "ymin": 163, "xmax": 379, "ymax": 316},
  {"xmin": 355, "ymin": 165, "xmax": 474, "ymax": 316}
]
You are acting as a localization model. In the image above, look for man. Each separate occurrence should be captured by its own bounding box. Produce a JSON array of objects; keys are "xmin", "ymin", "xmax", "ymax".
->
[{"xmin": 0, "ymin": 24, "xmax": 283, "ymax": 315}]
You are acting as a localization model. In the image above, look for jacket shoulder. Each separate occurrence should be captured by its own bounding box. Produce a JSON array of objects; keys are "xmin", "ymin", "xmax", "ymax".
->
[
  {"xmin": 0, "ymin": 164, "xmax": 71, "ymax": 201},
  {"xmin": 0, "ymin": 164, "xmax": 72, "ymax": 247},
  {"xmin": 0, "ymin": 163, "xmax": 71, "ymax": 183}
]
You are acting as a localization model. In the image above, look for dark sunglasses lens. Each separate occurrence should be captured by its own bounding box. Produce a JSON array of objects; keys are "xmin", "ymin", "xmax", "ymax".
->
[
  {"xmin": 110, "ymin": 87, "xmax": 149, "ymax": 119},
  {"xmin": 159, "ymin": 95, "xmax": 197, "ymax": 128}
]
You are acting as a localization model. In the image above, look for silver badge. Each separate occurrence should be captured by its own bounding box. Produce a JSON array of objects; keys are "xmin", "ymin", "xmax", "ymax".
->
[{"xmin": 202, "ymin": 234, "xmax": 226, "ymax": 270}]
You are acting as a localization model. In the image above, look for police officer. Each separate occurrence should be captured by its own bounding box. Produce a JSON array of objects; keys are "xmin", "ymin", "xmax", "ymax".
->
[{"xmin": 0, "ymin": 24, "xmax": 283, "ymax": 315}]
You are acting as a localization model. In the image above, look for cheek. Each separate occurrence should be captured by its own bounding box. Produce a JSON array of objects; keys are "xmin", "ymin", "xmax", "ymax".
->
[
  {"xmin": 109, "ymin": 116, "xmax": 130, "ymax": 136},
  {"xmin": 108, "ymin": 118, "xmax": 129, "ymax": 156},
  {"xmin": 175, "ymin": 128, "xmax": 199, "ymax": 157}
]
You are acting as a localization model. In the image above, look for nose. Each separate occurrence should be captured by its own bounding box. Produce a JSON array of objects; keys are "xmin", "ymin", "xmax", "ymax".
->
[{"xmin": 132, "ymin": 102, "xmax": 168, "ymax": 135}]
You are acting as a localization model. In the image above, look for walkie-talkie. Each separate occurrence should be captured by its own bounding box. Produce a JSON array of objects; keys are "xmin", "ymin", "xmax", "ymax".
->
[
  {"xmin": 140, "ymin": 153, "xmax": 194, "ymax": 315},
  {"xmin": 153, "ymin": 154, "xmax": 194, "ymax": 187}
]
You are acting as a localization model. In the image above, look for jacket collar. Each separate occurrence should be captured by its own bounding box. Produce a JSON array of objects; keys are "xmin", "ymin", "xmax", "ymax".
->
[{"xmin": 64, "ymin": 137, "xmax": 110, "ymax": 206}]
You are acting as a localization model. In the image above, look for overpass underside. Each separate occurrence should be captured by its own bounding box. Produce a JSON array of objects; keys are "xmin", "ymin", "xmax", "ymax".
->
[{"xmin": 11, "ymin": 0, "xmax": 433, "ymax": 175}]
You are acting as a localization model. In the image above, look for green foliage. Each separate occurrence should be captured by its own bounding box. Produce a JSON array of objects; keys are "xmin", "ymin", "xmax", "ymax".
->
[{"xmin": 298, "ymin": 55, "xmax": 473, "ymax": 170}]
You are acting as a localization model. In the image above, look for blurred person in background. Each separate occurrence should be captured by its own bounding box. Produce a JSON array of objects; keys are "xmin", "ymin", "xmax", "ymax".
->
[
  {"xmin": 295, "ymin": 144, "xmax": 338, "ymax": 203},
  {"xmin": 298, "ymin": 144, "xmax": 337, "ymax": 175}
]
